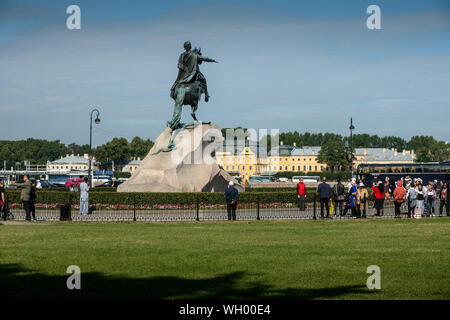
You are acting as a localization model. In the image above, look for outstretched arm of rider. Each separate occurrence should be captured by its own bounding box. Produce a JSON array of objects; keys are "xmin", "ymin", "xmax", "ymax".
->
[{"xmin": 199, "ymin": 56, "xmax": 218, "ymax": 63}]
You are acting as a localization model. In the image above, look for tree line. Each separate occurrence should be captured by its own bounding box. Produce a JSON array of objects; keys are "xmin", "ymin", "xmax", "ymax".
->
[
  {"xmin": 0, "ymin": 137, "xmax": 154, "ymax": 170},
  {"xmin": 260, "ymin": 132, "xmax": 449, "ymax": 163},
  {"xmin": 0, "ymin": 131, "xmax": 448, "ymax": 170}
]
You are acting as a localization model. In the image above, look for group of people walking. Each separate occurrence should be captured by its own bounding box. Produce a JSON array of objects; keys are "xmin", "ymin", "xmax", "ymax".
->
[{"xmin": 296, "ymin": 176, "xmax": 450, "ymax": 219}]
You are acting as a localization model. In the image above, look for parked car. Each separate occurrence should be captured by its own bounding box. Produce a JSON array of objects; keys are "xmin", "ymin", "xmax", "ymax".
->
[
  {"xmin": 292, "ymin": 176, "xmax": 320, "ymax": 183},
  {"xmin": 95, "ymin": 180, "xmax": 113, "ymax": 187},
  {"xmin": 40, "ymin": 180, "xmax": 59, "ymax": 188}
]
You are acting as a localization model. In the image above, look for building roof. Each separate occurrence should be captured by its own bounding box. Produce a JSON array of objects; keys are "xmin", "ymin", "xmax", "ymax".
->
[
  {"xmin": 51, "ymin": 155, "xmax": 90, "ymax": 164},
  {"xmin": 291, "ymin": 146, "xmax": 321, "ymax": 156},
  {"xmin": 126, "ymin": 160, "xmax": 142, "ymax": 165},
  {"xmin": 268, "ymin": 146, "xmax": 415, "ymax": 161},
  {"xmin": 357, "ymin": 148, "xmax": 416, "ymax": 161},
  {"xmin": 269, "ymin": 145, "xmax": 295, "ymax": 156},
  {"xmin": 222, "ymin": 141, "xmax": 268, "ymax": 157}
]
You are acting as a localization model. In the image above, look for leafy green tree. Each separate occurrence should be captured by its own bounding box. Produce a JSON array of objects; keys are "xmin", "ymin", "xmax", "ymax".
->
[
  {"xmin": 317, "ymin": 141, "xmax": 351, "ymax": 173},
  {"xmin": 0, "ymin": 139, "xmax": 69, "ymax": 168},
  {"xmin": 407, "ymin": 136, "xmax": 437, "ymax": 152},
  {"xmin": 130, "ymin": 136, "xmax": 154, "ymax": 159},
  {"xmin": 94, "ymin": 138, "xmax": 131, "ymax": 166},
  {"xmin": 67, "ymin": 143, "xmax": 90, "ymax": 155},
  {"xmin": 416, "ymin": 141, "xmax": 450, "ymax": 162}
]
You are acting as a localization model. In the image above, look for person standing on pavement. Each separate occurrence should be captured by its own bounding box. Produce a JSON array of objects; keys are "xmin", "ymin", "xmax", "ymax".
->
[
  {"xmin": 393, "ymin": 180, "xmax": 406, "ymax": 218},
  {"xmin": 30, "ymin": 181, "xmax": 37, "ymax": 221},
  {"xmin": 425, "ymin": 183, "xmax": 436, "ymax": 216},
  {"xmin": 331, "ymin": 179, "xmax": 345, "ymax": 217},
  {"xmin": 0, "ymin": 180, "xmax": 6, "ymax": 220},
  {"xmin": 79, "ymin": 177, "xmax": 90, "ymax": 215},
  {"xmin": 10, "ymin": 175, "xmax": 32, "ymax": 221},
  {"xmin": 416, "ymin": 183, "xmax": 425, "ymax": 217},
  {"xmin": 317, "ymin": 177, "xmax": 331, "ymax": 219},
  {"xmin": 348, "ymin": 180, "xmax": 358, "ymax": 217},
  {"xmin": 371, "ymin": 181, "xmax": 385, "ymax": 217},
  {"xmin": 297, "ymin": 178, "xmax": 306, "ymax": 211},
  {"xmin": 438, "ymin": 183, "xmax": 447, "ymax": 217},
  {"xmin": 225, "ymin": 181, "xmax": 239, "ymax": 221},
  {"xmin": 357, "ymin": 182, "xmax": 369, "ymax": 217},
  {"xmin": 407, "ymin": 181, "xmax": 418, "ymax": 218}
]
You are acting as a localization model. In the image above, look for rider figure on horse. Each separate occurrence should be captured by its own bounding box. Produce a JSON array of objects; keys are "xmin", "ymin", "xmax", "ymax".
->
[
  {"xmin": 168, "ymin": 41, "xmax": 217, "ymax": 130},
  {"xmin": 170, "ymin": 41, "xmax": 217, "ymax": 102}
]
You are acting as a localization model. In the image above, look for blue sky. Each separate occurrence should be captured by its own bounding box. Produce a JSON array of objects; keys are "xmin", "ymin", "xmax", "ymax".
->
[{"xmin": 0, "ymin": 0, "xmax": 449, "ymax": 146}]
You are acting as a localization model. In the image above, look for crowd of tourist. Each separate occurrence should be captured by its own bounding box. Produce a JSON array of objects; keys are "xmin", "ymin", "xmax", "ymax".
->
[{"xmin": 296, "ymin": 176, "xmax": 449, "ymax": 219}]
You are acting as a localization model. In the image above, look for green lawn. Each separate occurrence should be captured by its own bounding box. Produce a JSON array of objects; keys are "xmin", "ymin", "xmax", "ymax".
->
[{"xmin": 1, "ymin": 219, "xmax": 449, "ymax": 300}]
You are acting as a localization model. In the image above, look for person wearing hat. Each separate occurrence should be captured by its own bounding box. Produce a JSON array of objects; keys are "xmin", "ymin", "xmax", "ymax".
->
[
  {"xmin": 348, "ymin": 180, "xmax": 358, "ymax": 217},
  {"xmin": 225, "ymin": 181, "xmax": 239, "ymax": 221},
  {"xmin": 357, "ymin": 182, "xmax": 369, "ymax": 217},
  {"xmin": 393, "ymin": 180, "xmax": 407, "ymax": 218}
]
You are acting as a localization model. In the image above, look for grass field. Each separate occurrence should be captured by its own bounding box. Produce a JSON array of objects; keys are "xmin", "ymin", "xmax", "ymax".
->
[{"xmin": 1, "ymin": 219, "xmax": 449, "ymax": 300}]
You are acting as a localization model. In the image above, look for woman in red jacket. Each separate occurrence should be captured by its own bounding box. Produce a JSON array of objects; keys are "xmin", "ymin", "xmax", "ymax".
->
[
  {"xmin": 297, "ymin": 178, "xmax": 306, "ymax": 211},
  {"xmin": 372, "ymin": 181, "xmax": 385, "ymax": 216}
]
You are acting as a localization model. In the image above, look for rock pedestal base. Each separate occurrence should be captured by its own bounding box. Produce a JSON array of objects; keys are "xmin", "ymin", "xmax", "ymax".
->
[{"xmin": 117, "ymin": 123, "xmax": 244, "ymax": 193}]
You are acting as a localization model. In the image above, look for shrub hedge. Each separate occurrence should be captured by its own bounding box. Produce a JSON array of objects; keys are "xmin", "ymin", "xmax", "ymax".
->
[
  {"xmin": 35, "ymin": 187, "xmax": 118, "ymax": 192},
  {"xmin": 5, "ymin": 189, "xmax": 375, "ymax": 205},
  {"xmin": 6, "ymin": 190, "xmax": 306, "ymax": 205}
]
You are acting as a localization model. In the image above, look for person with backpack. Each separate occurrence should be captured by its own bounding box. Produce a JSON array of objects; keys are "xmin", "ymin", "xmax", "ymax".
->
[
  {"xmin": 407, "ymin": 181, "xmax": 418, "ymax": 218},
  {"xmin": 347, "ymin": 180, "xmax": 358, "ymax": 217},
  {"xmin": 332, "ymin": 179, "xmax": 345, "ymax": 217}
]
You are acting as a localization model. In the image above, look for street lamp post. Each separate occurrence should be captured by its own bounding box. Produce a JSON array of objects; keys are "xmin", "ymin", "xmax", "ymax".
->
[
  {"xmin": 349, "ymin": 117, "xmax": 355, "ymax": 179},
  {"xmin": 89, "ymin": 109, "xmax": 101, "ymax": 188}
]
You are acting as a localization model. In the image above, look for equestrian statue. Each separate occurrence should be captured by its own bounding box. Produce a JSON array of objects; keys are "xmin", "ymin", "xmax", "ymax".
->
[{"xmin": 158, "ymin": 41, "xmax": 217, "ymax": 152}]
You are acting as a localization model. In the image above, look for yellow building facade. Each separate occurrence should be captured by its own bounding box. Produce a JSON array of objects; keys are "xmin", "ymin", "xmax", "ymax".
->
[{"xmin": 216, "ymin": 142, "xmax": 416, "ymax": 182}]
